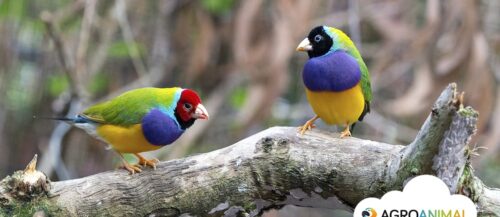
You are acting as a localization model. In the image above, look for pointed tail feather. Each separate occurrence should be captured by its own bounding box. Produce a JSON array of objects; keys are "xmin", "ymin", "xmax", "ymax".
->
[
  {"xmin": 34, "ymin": 115, "xmax": 101, "ymax": 140},
  {"xmin": 34, "ymin": 116, "xmax": 74, "ymax": 121},
  {"xmin": 33, "ymin": 115, "xmax": 89, "ymax": 124}
]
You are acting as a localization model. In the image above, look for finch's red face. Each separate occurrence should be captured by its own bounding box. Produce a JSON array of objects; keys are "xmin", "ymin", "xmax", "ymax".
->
[{"xmin": 176, "ymin": 89, "xmax": 209, "ymax": 122}]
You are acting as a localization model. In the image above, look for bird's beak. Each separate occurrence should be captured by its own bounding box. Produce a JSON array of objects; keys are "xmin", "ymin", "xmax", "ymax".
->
[
  {"xmin": 192, "ymin": 104, "xmax": 209, "ymax": 120},
  {"xmin": 296, "ymin": 38, "xmax": 312, "ymax": 52}
]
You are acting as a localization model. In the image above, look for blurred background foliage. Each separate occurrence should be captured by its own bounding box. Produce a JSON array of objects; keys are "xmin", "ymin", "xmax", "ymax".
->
[{"xmin": 0, "ymin": 0, "xmax": 498, "ymax": 216}]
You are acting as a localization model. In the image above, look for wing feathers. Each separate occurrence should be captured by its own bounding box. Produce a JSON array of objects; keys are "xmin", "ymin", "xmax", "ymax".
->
[{"xmin": 82, "ymin": 87, "xmax": 181, "ymax": 127}]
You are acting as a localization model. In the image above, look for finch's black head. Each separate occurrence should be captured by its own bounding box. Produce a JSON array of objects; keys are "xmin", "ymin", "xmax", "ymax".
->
[{"xmin": 306, "ymin": 26, "xmax": 333, "ymax": 58}]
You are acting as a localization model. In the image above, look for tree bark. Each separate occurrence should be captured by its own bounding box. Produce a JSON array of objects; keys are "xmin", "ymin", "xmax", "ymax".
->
[{"xmin": 1, "ymin": 83, "xmax": 499, "ymax": 217}]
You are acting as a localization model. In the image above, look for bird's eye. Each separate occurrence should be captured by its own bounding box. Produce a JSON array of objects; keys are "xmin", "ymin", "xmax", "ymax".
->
[
  {"xmin": 183, "ymin": 103, "xmax": 192, "ymax": 111},
  {"xmin": 314, "ymin": 34, "xmax": 323, "ymax": 43}
]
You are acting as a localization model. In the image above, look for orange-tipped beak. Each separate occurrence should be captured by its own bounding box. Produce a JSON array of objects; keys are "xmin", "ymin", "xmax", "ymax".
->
[
  {"xmin": 296, "ymin": 37, "xmax": 312, "ymax": 52},
  {"xmin": 192, "ymin": 104, "xmax": 209, "ymax": 120}
]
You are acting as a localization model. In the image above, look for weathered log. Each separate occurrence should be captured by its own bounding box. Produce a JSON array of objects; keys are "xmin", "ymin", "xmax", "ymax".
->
[{"xmin": 1, "ymin": 83, "xmax": 498, "ymax": 217}]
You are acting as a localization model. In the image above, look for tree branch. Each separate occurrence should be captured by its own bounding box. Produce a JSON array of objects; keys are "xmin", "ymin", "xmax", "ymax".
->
[{"xmin": 1, "ymin": 83, "xmax": 499, "ymax": 217}]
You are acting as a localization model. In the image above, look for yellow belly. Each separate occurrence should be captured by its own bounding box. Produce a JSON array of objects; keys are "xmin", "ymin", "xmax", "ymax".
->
[
  {"xmin": 96, "ymin": 124, "xmax": 162, "ymax": 153},
  {"xmin": 305, "ymin": 84, "xmax": 365, "ymax": 125}
]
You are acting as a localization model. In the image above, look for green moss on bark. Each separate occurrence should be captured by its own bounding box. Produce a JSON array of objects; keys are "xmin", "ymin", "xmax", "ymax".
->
[{"xmin": 0, "ymin": 197, "xmax": 62, "ymax": 217}]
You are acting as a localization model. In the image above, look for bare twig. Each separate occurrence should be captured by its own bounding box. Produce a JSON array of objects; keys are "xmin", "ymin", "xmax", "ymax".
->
[
  {"xmin": 113, "ymin": 0, "xmax": 148, "ymax": 79},
  {"xmin": 148, "ymin": 0, "xmax": 177, "ymax": 78},
  {"xmin": 348, "ymin": 0, "xmax": 362, "ymax": 50},
  {"xmin": 40, "ymin": 12, "xmax": 79, "ymax": 98},
  {"xmin": 74, "ymin": 0, "xmax": 97, "ymax": 100},
  {"xmin": 39, "ymin": 2, "xmax": 100, "ymax": 179},
  {"xmin": 87, "ymin": 18, "xmax": 119, "ymax": 79},
  {"xmin": 38, "ymin": 99, "xmax": 83, "ymax": 180},
  {"xmin": 49, "ymin": 0, "xmax": 85, "ymax": 24}
]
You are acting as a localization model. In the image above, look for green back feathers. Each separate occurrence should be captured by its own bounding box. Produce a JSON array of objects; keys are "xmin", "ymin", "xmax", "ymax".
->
[
  {"xmin": 325, "ymin": 27, "xmax": 372, "ymax": 102},
  {"xmin": 82, "ymin": 87, "xmax": 182, "ymax": 127},
  {"xmin": 358, "ymin": 61, "xmax": 372, "ymax": 102}
]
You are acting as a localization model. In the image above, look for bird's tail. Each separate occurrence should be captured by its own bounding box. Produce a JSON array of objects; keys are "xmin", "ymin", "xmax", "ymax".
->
[
  {"xmin": 33, "ymin": 115, "xmax": 88, "ymax": 124},
  {"xmin": 35, "ymin": 115, "xmax": 101, "ymax": 140}
]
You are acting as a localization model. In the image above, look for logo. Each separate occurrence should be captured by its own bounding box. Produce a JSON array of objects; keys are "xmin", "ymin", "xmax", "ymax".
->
[
  {"xmin": 362, "ymin": 208, "xmax": 377, "ymax": 217},
  {"xmin": 354, "ymin": 175, "xmax": 477, "ymax": 217}
]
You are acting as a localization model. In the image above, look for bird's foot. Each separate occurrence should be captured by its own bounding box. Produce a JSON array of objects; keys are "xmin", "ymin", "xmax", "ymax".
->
[
  {"xmin": 120, "ymin": 162, "xmax": 142, "ymax": 174},
  {"xmin": 298, "ymin": 116, "xmax": 319, "ymax": 135},
  {"xmin": 298, "ymin": 123, "xmax": 316, "ymax": 135},
  {"xmin": 136, "ymin": 158, "xmax": 159, "ymax": 170},
  {"xmin": 340, "ymin": 127, "xmax": 351, "ymax": 138},
  {"xmin": 115, "ymin": 152, "xmax": 142, "ymax": 174},
  {"xmin": 134, "ymin": 154, "xmax": 159, "ymax": 170}
]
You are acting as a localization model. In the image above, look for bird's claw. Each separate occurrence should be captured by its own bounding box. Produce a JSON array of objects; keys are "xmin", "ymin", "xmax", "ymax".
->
[
  {"xmin": 121, "ymin": 163, "xmax": 142, "ymax": 174},
  {"xmin": 136, "ymin": 158, "xmax": 159, "ymax": 170},
  {"xmin": 298, "ymin": 123, "xmax": 316, "ymax": 135},
  {"xmin": 298, "ymin": 116, "xmax": 319, "ymax": 135},
  {"xmin": 340, "ymin": 129, "xmax": 351, "ymax": 138}
]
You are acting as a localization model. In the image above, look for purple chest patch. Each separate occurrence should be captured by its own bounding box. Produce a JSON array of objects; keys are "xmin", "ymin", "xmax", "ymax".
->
[
  {"xmin": 303, "ymin": 50, "xmax": 361, "ymax": 92},
  {"xmin": 142, "ymin": 109, "xmax": 184, "ymax": 146}
]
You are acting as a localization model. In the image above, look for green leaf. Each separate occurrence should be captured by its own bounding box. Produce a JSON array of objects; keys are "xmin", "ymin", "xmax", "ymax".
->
[
  {"xmin": 201, "ymin": 0, "xmax": 234, "ymax": 15},
  {"xmin": 87, "ymin": 73, "xmax": 108, "ymax": 95},
  {"xmin": 0, "ymin": 1, "xmax": 9, "ymax": 17},
  {"xmin": 47, "ymin": 74, "xmax": 69, "ymax": 96},
  {"xmin": 230, "ymin": 86, "xmax": 246, "ymax": 109},
  {"xmin": 0, "ymin": 0, "xmax": 26, "ymax": 19}
]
